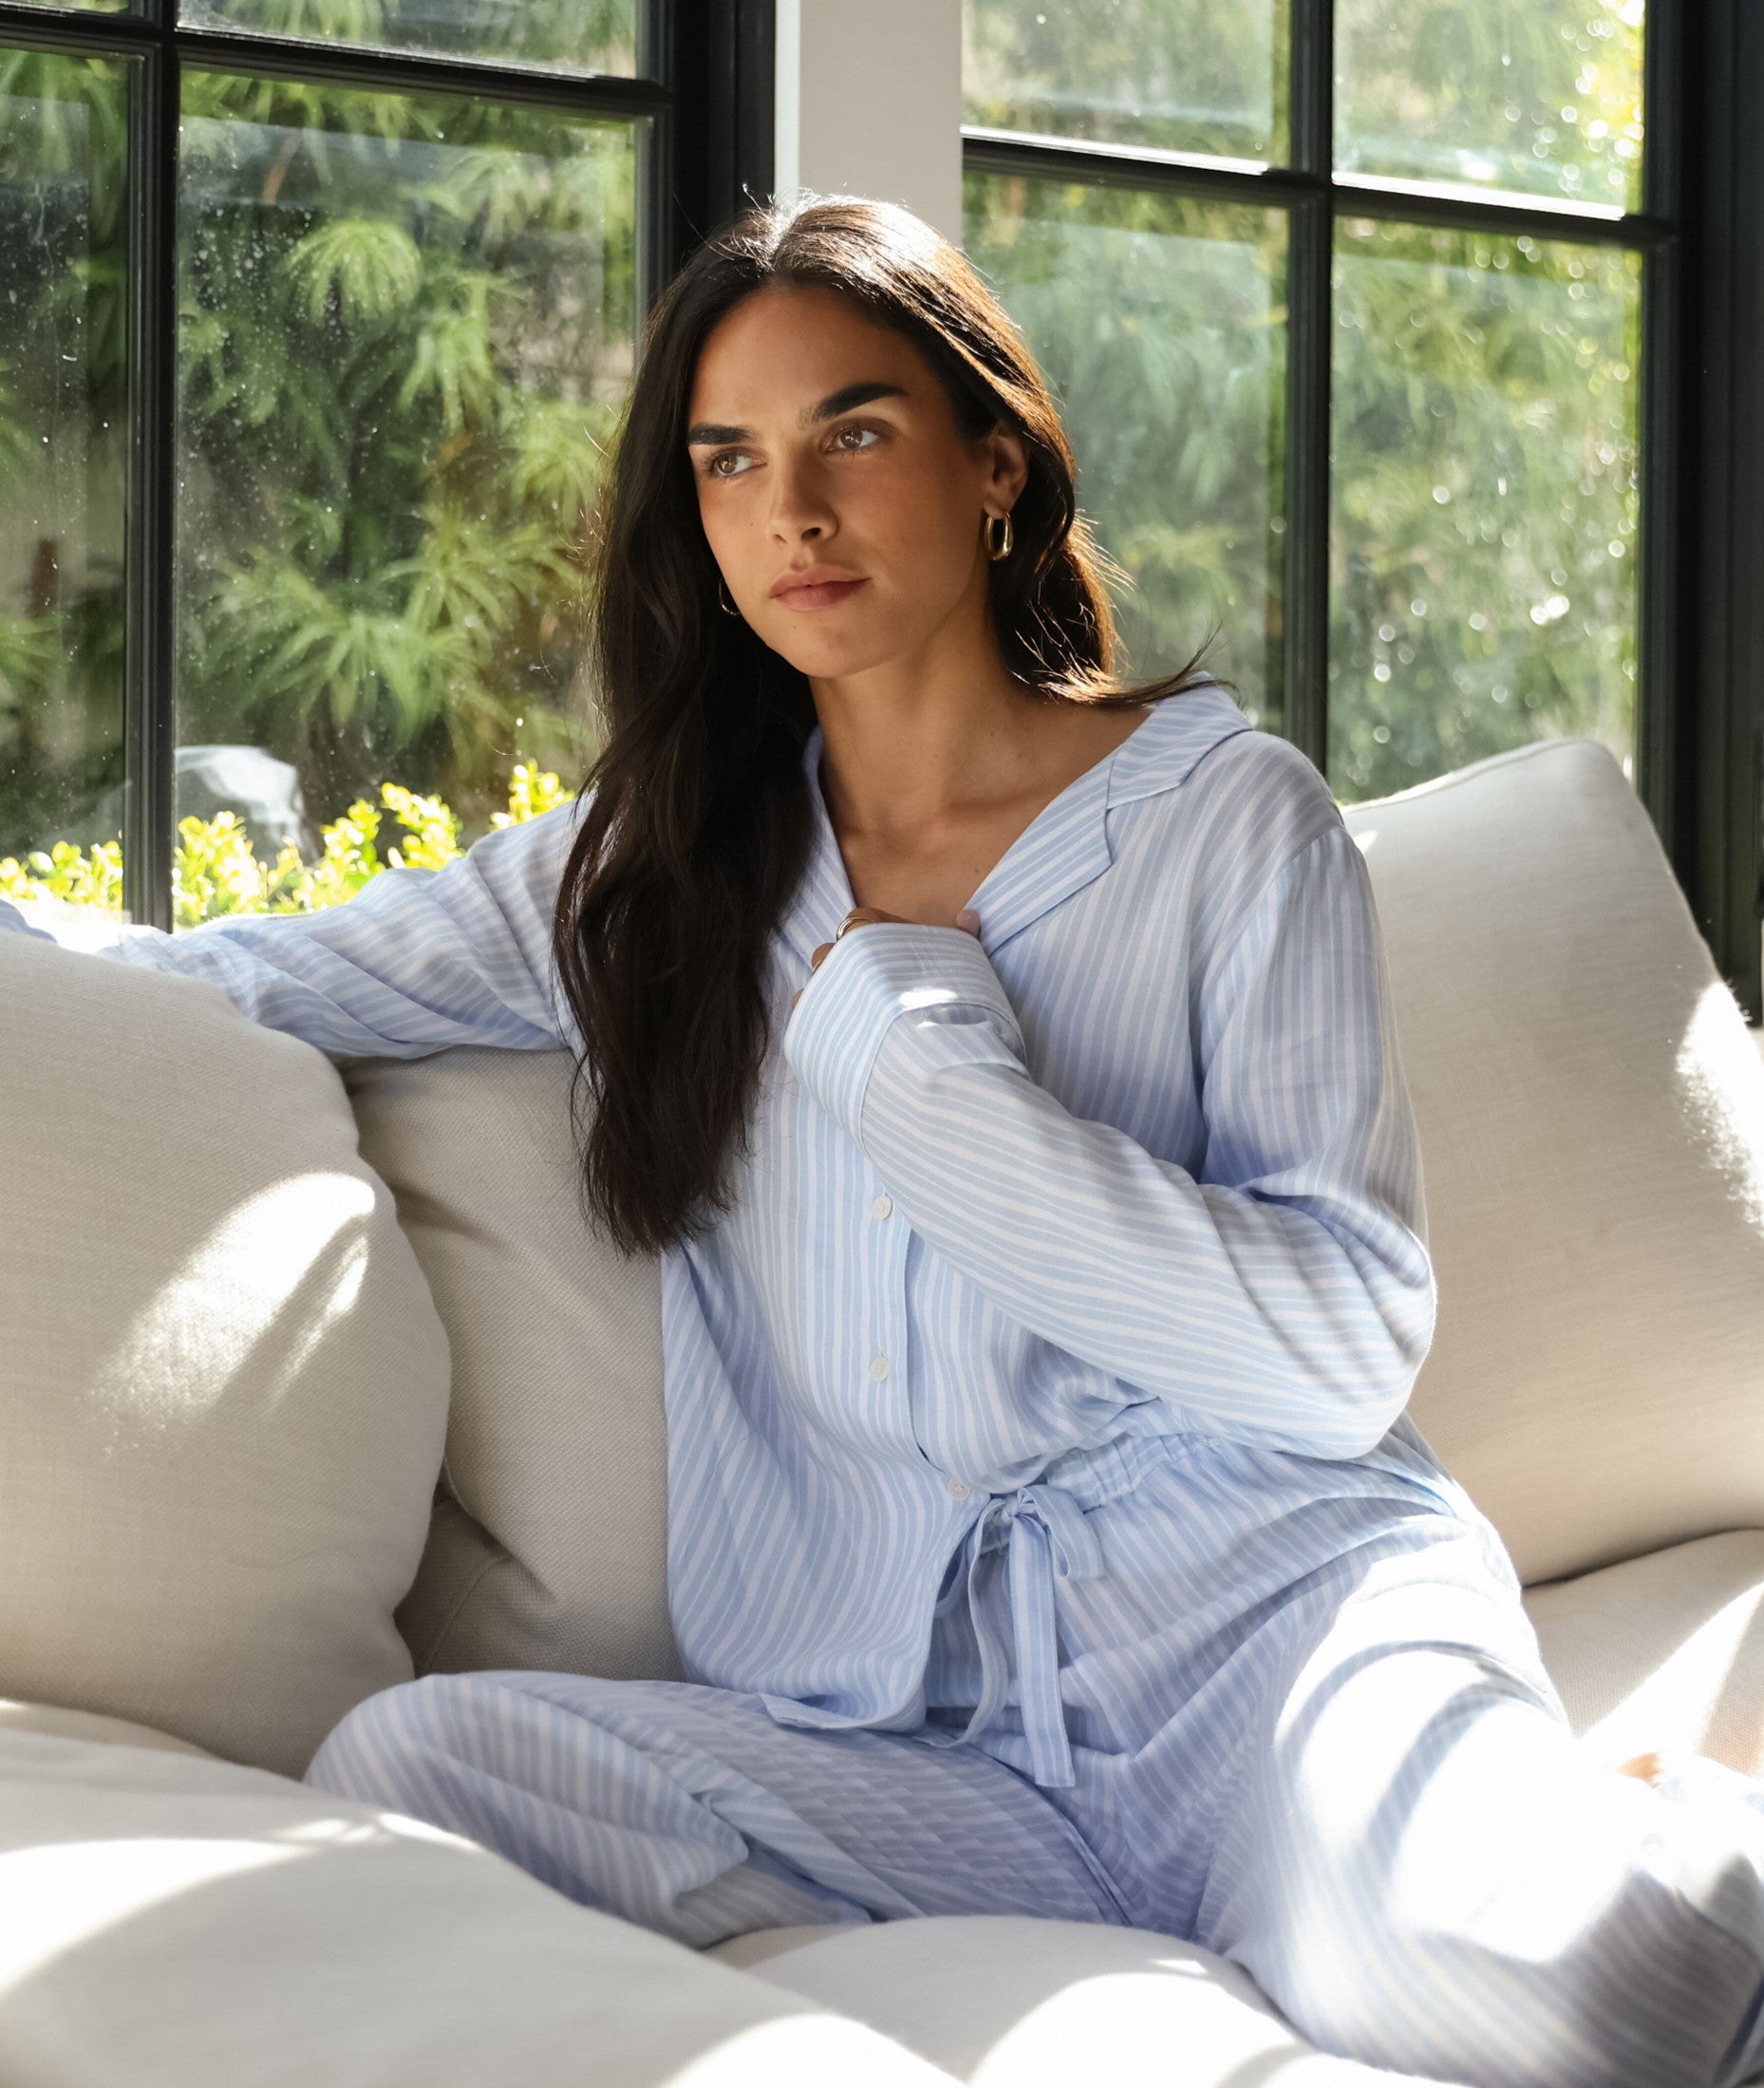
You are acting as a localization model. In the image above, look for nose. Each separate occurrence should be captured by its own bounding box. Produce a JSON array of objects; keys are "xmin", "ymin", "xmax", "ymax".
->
[{"xmin": 766, "ymin": 449, "xmax": 836, "ymax": 546}]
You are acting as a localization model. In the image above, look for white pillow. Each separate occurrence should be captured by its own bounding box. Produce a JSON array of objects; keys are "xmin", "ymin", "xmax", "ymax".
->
[
  {"xmin": 0, "ymin": 1728, "xmax": 946, "ymax": 2088},
  {"xmin": 1343, "ymin": 738, "xmax": 1764, "ymax": 1585},
  {"xmin": 0, "ymin": 933, "xmax": 450, "ymax": 1775},
  {"xmin": 345, "ymin": 1046, "xmax": 680, "ymax": 1683}
]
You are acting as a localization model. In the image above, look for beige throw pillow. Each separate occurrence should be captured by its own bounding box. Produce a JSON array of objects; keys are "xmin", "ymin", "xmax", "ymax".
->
[
  {"xmin": 345, "ymin": 1046, "xmax": 679, "ymax": 1683},
  {"xmin": 1344, "ymin": 738, "xmax": 1764, "ymax": 1586},
  {"xmin": 0, "ymin": 934, "xmax": 450, "ymax": 1775}
]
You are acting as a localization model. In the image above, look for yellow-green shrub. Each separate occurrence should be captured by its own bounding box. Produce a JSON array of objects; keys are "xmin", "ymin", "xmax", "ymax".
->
[{"xmin": 0, "ymin": 764, "xmax": 572, "ymax": 930}]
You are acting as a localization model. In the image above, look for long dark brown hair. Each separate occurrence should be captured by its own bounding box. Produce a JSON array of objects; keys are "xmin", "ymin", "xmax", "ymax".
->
[{"xmin": 554, "ymin": 195, "xmax": 1218, "ymax": 1256}]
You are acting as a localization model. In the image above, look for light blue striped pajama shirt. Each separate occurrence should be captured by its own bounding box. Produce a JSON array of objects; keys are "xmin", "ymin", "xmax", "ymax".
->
[{"xmin": 11, "ymin": 682, "xmax": 1764, "ymax": 2087}]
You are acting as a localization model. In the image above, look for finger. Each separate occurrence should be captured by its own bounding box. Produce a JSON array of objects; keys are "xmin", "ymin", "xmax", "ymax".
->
[
  {"xmin": 811, "ymin": 940, "xmax": 833, "ymax": 971},
  {"xmin": 791, "ymin": 988, "xmax": 802, "ymax": 1009},
  {"xmin": 955, "ymin": 908, "xmax": 981, "ymax": 934}
]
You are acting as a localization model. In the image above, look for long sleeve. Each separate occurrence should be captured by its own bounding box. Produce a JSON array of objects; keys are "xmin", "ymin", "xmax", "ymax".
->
[
  {"xmin": 782, "ymin": 820, "xmax": 1436, "ymax": 1460},
  {"xmin": 0, "ymin": 800, "xmax": 583, "ymax": 1062}
]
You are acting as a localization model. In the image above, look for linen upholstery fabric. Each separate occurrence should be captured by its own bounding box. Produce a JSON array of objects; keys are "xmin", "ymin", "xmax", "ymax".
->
[
  {"xmin": 0, "ymin": 1699, "xmax": 214, "ymax": 1759},
  {"xmin": 1341, "ymin": 738, "xmax": 1764, "ymax": 1585},
  {"xmin": 714, "ymin": 1917, "xmax": 1445, "ymax": 2085},
  {"xmin": 0, "ymin": 933, "xmax": 449, "ymax": 1776},
  {"xmin": 344, "ymin": 1045, "xmax": 680, "ymax": 1681},
  {"xmin": 0, "ymin": 1729, "xmax": 950, "ymax": 2088},
  {"xmin": 1525, "ymin": 1529, "xmax": 1764, "ymax": 1778}
]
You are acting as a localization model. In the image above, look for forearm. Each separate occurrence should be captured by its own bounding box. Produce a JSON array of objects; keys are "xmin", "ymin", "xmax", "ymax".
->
[
  {"xmin": 860, "ymin": 1039, "xmax": 1433, "ymax": 1456},
  {"xmin": 103, "ymin": 899, "xmax": 557, "ymax": 1060},
  {"xmin": 0, "ymin": 809, "xmax": 579, "ymax": 1062}
]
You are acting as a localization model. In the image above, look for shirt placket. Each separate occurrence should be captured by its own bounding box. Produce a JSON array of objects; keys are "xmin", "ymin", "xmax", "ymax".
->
[{"xmin": 861, "ymin": 1170, "xmax": 919, "ymax": 1458}]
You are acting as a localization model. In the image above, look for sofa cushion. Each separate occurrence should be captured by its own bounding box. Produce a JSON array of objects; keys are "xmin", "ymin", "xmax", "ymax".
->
[
  {"xmin": 1342, "ymin": 739, "xmax": 1764, "ymax": 1585},
  {"xmin": 714, "ymin": 1916, "xmax": 1444, "ymax": 2084},
  {"xmin": 345, "ymin": 1046, "xmax": 679, "ymax": 1682},
  {"xmin": 0, "ymin": 1700, "xmax": 214, "ymax": 1759},
  {"xmin": 0, "ymin": 934, "xmax": 450, "ymax": 1776},
  {"xmin": 0, "ymin": 1728, "xmax": 948, "ymax": 2087},
  {"xmin": 1524, "ymin": 1528, "xmax": 1764, "ymax": 1778}
]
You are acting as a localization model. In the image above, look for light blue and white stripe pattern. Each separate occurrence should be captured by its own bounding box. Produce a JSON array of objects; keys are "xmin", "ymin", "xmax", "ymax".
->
[{"xmin": 13, "ymin": 681, "xmax": 1764, "ymax": 2086}]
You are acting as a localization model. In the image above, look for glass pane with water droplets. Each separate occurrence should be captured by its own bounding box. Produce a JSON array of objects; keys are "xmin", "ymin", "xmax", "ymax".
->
[
  {"xmin": 964, "ymin": 0, "xmax": 1287, "ymax": 164},
  {"xmin": 1335, "ymin": 0, "xmax": 1645, "ymax": 209},
  {"xmin": 0, "ymin": 49, "xmax": 129, "ymax": 902},
  {"xmin": 1329, "ymin": 218, "xmax": 1641, "ymax": 802},
  {"xmin": 181, "ymin": 0, "xmax": 638, "ymax": 81},
  {"xmin": 172, "ymin": 73, "xmax": 638, "ymax": 923},
  {"xmin": 966, "ymin": 170, "xmax": 1287, "ymax": 730}
]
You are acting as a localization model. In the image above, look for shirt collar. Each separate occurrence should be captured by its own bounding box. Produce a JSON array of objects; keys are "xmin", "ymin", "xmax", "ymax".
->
[{"xmin": 782, "ymin": 680, "xmax": 1252, "ymax": 964}]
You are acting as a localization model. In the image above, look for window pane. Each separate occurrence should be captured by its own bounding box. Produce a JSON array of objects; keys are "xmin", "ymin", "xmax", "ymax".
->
[
  {"xmin": 964, "ymin": 0, "xmax": 1285, "ymax": 163},
  {"xmin": 966, "ymin": 172, "xmax": 1285, "ymax": 727},
  {"xmin": 0, "ymin": 50, "xmax": 128, "ymax": 907},
  {"xmin": 1335, "ymin": 0, "xmax": 1644, "ymax": 209},
  {"xmin": 175, "ymin": 75, "xmax": 636, "ymax": 920},
  {"xmin": 181, "ymin": 0, "xmax": 637, "ymax": 81},
  {"xmin": 1329, "ymin": 219, "xmax": 1640, "ymax": 801}
]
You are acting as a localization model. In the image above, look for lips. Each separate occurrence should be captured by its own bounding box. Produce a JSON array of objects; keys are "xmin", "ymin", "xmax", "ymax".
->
[{"xmin": 769, "ymin": 573, "xmax": 869, "ymax": 611}]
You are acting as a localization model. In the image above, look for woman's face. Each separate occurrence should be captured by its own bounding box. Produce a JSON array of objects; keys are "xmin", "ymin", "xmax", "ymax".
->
[{"xmin": 685, "ymin": 284, "xmax": 1027, "ymax": 682}]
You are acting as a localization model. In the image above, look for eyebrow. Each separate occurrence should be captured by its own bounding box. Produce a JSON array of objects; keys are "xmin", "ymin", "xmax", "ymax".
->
[{"xmin": 685, "ymin": 380, "xmax": 910, "ymax": 448}]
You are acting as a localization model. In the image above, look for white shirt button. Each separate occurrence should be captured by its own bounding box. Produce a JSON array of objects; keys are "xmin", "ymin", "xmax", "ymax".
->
[
  {"xmin": 872, "ymin": 1194, "xmax": 893, "ymax": 1221},
  {"xmin": 947, "ymin": 1479, "xmax": 972, "ymax": 1500},
  {"xmin": 869, "ymin": 1354, "xmax": 890, "ymax": 1382}
]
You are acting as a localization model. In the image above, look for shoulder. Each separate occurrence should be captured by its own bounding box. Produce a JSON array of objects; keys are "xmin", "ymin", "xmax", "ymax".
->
[
  {"xmin": 1111, "ymin": 707, "xmax": 1349, "ymax": 961},
  {"xmin": 453, "ymin": 791, "xmax": 592, "ymax": 901},
  {"xmin": 1186, "ymin": 723, "xmax": 1342, "ymax": 860},
  {"xmin": 330, "ymin": 793, "xmax": 593, "ymax": 960},
  {"xmin": 1117, "ymin": 698, "xmax": 1342, "ymax": 875}
]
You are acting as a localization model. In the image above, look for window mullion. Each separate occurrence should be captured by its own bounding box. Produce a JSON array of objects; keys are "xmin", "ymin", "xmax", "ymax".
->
[
  {"xmin": 1282, "ymin": 0, "xmax": 1334, "ymax": 771},
  {"xmin": 1634, "ymin": 225, "xmax": 1682, "ymax": 883},
  {"xmin": 122, "ymin": 19, "xmax": 178, "ymax": 932},
  {"xmin": 1682, "ymin": 0, "xmax": 1764, "ymax": 1021},
  {"xmin": 1632, "ymin": 0, "xmax": 1683, "ymax": 907},
  {"xmin": 661, "ymin": 0, "xmax": 774, "ymax": 275}
]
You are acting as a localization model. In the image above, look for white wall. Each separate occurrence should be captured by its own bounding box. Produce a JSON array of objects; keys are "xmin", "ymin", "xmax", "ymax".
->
[{"xmin": 774, "ymin": 0, "xmax": 965, "ymax": 242}]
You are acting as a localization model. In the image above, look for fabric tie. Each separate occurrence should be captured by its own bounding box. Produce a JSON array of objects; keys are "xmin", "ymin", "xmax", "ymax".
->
[{"xmin": 932, "ymin": 1479, "xmax": 1105, "ymax": 1789}]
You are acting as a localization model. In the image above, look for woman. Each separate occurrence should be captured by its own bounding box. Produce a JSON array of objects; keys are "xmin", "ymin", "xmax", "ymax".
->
[{"xmin": 8, "ymin": 197, "xmax": 1764, "ymax": 2088}]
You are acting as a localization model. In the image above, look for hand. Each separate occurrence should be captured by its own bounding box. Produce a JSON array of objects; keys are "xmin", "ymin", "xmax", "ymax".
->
[{"xmin": 791, "ymin": 905, "xmax": 982, "ymax": 1009}]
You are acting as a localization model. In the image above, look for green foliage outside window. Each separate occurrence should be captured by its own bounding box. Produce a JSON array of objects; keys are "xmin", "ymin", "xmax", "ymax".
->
[
  {"xmin": 964, "ymin": 0, "xmax": 1644, "ymax": 799},
  {"xmin": 1327, "ymin": 221, "xmax": 1639, "ymax": 798},
  {"xmin": 175, "ymin": 43, "xmax": 632, "ymax": 832},
  {"xmin": 965, "ymin": 179, "xmax": 1285, "ymax": 728},
  {"xmin": 0, "ymin": 10, "xmax": 632, "ymax": 872},
  {"xmin": 964, "ymin": 0, "xmax": 1287, "ymax": 161},
  {"xmin": 0, "ymin": 50, "xmax": 128, "ymax": 859},
  {"xmin": 2, "ymin": 0, "xmax": 1652, "ymax": 875}
]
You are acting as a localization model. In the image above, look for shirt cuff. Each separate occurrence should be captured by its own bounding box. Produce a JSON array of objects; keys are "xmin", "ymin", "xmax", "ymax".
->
[{"xmin": 783, "ymin": 922, "xmax": 1023, "ymax": 1145}]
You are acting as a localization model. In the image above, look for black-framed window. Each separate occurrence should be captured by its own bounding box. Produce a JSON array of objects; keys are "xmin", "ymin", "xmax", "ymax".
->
[
  {"xmin": 0, "ymin": 0, "xmax": 771, "ymax": 930},
  {"xmin": 962, "ymin": 0, "xmax": 1764, "ymax": 1021}
]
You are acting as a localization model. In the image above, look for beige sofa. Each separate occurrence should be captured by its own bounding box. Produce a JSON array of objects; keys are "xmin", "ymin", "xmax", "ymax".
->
[{"xmin": 2, "ymin": 731, "xmax": 1763, "ymax": 2088}]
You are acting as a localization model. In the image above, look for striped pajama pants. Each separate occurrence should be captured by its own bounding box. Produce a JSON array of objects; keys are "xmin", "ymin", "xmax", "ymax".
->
[{"xmin": 308, "ymin": 1496, "xmax": 1764, "ymax": 2088}]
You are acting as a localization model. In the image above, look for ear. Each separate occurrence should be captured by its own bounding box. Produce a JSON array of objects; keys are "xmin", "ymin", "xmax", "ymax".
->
[{"xmin": 980, "ymin": 422, "xmax": 1030, "ymax": 514}]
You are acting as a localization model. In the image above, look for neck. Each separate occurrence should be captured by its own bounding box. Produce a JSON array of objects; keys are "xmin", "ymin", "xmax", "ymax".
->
[{"xmin": 809, "ymin": 593, "xmax": 1044, "ymax": 844}]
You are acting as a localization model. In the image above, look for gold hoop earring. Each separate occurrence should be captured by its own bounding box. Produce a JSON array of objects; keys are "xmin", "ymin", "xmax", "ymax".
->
[
  {"xmin": 718, "ymin": 579, "xmax": 741, "ymax": 618},
  {"xmin": 984, "ymin": 510, "xmax": 1014, "ymax": 563}
]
